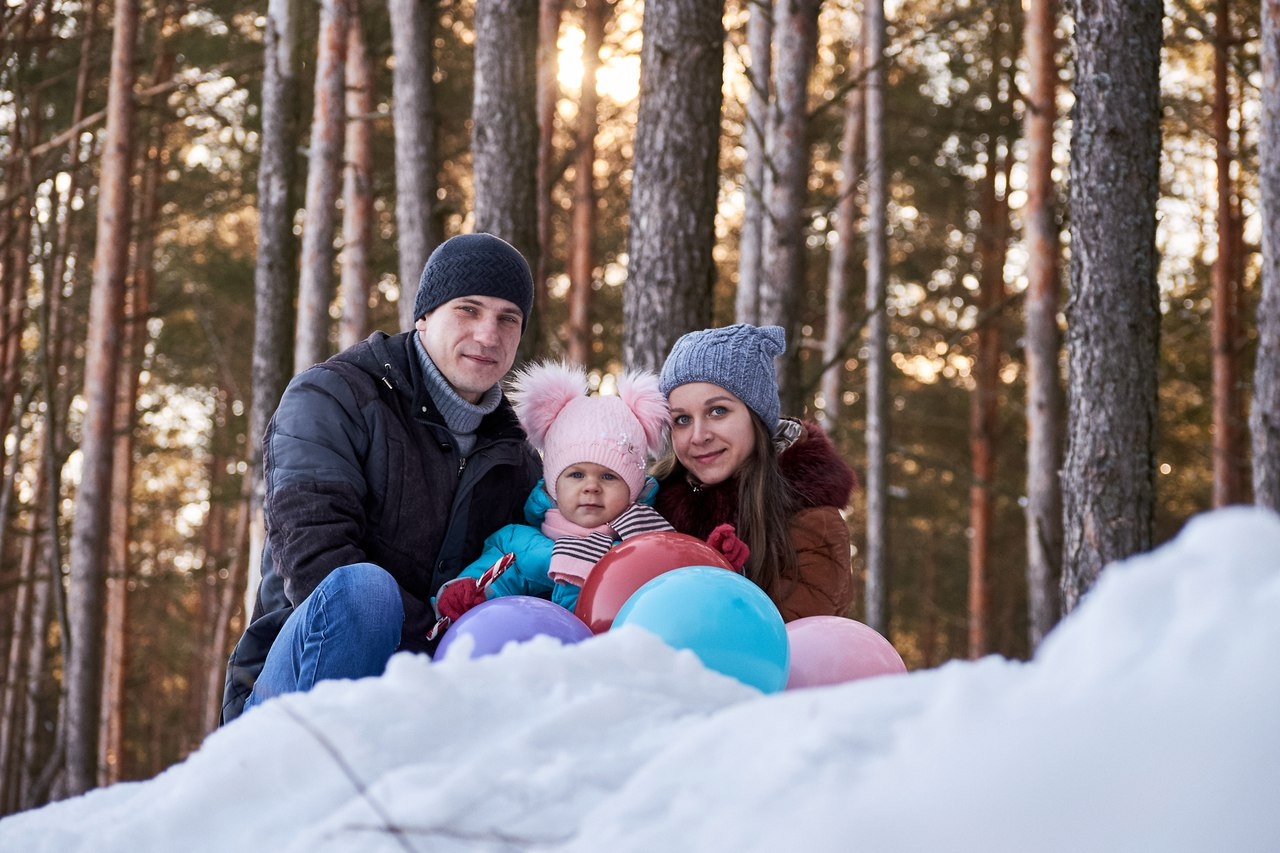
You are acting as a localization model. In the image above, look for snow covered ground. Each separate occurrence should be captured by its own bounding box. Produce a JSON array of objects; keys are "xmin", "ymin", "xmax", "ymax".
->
[{"xmin": 3, "ymin": 506, "xmax": 1279, "ymax": 853}]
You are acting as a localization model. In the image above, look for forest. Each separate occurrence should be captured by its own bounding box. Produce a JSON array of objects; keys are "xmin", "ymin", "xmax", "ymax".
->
[{"xmin": 0, "ymin": 0, "xmax": 1277, "ymax": 816}]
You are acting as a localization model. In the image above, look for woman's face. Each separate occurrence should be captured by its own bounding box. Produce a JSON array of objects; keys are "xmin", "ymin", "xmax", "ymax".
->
[{"xmin": 666, "ymin": 383, "xmax": 757, "ymax": 486}]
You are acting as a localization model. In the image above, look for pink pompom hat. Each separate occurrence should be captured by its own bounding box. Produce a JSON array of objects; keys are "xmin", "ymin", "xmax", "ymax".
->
[{"xmin": 508, "ymin": 361, "xmax": 670, "ymax": 501}]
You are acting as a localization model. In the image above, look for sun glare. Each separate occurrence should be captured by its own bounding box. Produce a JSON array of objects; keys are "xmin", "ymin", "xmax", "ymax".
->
[{"xmin": 556, "ymin": 25, "xmax": 642, "ymax": 105}]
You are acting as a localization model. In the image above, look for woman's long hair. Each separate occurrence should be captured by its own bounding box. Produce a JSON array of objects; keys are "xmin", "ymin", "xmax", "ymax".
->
[
  {"xmin": 737, "ymin": 416, "xmax": 799, "ymax": 593},
  {"xmin": 652, "ymin": 415, "xmax": 799, "ymax": 594}
]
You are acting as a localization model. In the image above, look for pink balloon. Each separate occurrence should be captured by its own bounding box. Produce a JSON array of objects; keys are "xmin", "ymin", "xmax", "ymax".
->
[{"xmin": 784, "ymin": 616, "xmax": 907, "ymax": 689}]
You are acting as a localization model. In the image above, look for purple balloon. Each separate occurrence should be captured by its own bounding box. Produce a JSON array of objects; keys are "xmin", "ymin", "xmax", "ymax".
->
[{"xmin": 435, "ymin": 595, "xmax": 593, "ymax": 660}]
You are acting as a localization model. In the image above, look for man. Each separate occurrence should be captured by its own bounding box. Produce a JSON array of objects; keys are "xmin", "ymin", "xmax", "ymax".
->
[{"xmin": 221, "ymin": 233, "xmax": 542, "ymax": 724}]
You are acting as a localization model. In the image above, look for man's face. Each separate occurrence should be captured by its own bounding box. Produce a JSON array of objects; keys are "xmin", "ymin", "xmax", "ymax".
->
[{"xmin": 416, "ymin": 295, "xmax": 523, "ymax": 402}]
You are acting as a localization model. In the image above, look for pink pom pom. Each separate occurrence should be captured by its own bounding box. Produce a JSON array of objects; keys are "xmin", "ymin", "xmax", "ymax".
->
[
  {"xmin": 508, "ymin": 361, "xmax": 587, "ymax": 450},
  {"xmin": 616, "ymin": 370, "xmax": 670, "ymax": 455}
]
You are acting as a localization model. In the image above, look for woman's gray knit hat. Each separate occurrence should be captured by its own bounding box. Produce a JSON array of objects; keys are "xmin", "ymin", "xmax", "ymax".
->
[
  {"xmin": 659, "ymin": 323, "xmax": 786, "ymax": 430},
  {"xmin": 413, "ymin": 233, "xmax": 534, "ymax": 329}
]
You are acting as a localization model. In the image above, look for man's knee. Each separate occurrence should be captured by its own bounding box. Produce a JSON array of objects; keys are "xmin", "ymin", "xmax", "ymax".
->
[{"xmin": 317, "ymin": 562, "xmax": 404, "ymax": 635}]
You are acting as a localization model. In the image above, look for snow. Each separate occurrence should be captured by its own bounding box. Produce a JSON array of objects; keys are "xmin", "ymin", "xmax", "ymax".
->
[{"xmin": 3, "ymin": 506, "xmax": 1279, "ymax": 852}]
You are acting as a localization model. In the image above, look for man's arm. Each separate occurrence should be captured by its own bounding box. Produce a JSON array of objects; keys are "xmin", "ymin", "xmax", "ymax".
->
[{"xmin": 264, "ymin": 367, "xmax": 374, "ymax": 605}]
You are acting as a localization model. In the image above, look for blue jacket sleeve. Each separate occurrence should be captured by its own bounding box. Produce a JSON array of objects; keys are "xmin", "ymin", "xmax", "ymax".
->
[{"xmin": 455, "ymin": 524, "xmax": 557, "ymax": 601}]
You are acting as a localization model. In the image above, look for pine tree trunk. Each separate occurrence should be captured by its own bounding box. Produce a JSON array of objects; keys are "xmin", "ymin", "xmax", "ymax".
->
[
  {"xmin": 762, "ymin": 0, "xmax": 819, "ymax": 413},
  {"xmin": 1022, "ymin": 0, "xmax": 1062, "ymax": 648},
  {"xmin": 203, "ymin": 473, "xmax": 251, "ymax": 735},
  {"xmin": 736, "ymin": 0, "xmax": 772, "ymax": 325},
  {"xmin": 248, "ymin": 0, "xmax": 302, "ymax": 616},
  {"xmin": 1061, "ymin": 0, "xmax": 1162, "ymax": 612},
  {"xmin": 18, "ymin": 494, "xmax": 54, "ymax": 809},
  {"xmin": 862, "ymin": 0, "xmax": 890, "ymax": 634},
  {"xmin": 473, "ymin": 0, "xmax": 541, "ymax": 356},
  {"xmin": 340, "ymin": 12, "xmax": 374, "ymax": 351},
  {"xmin": 65, "ymin": 0, "xmax": 138, "ymax": 797},
  {"xmin": 294, "ymin": 0, "xmax": 351, "ymax": 374},
  {"xmin": 1254, "ymin": 0, "xmax": 1280, "ymax": 509},
  {"xmin": 389, "ymin": 0, "xmax": 440, "ymax": 332},
  {"xmin": 968, "ymin": 150, "xmax": 1009, "ymax": 660},
  {"xmin": 536, "ymin": 0, "xmax": 562, "ymax": 352},
  {"xmin": 820, "ymin": 26, "xmax": 864, "ymax": 433},
  {"xmin": 567, "ymin": 0, "xmax": 605, "ymax": 367},
  {"xmin": 1211, "ymin": 0, "xmax": 1244, "ymax": 506},
  {"xmin": 623, "ymin": 0, "xmax": 726, "ymax": 372}
]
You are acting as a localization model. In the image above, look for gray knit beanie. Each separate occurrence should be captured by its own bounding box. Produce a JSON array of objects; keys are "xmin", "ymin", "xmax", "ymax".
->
[
  {"xmin": 413, "ymin": 233, "xmax": 534, "ymax": 329},
  {"xmin": 659, "ymin": 323, "xmax": 786, "ymax": 430}
]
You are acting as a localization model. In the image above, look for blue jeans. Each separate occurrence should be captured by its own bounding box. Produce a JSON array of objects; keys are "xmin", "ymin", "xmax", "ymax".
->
[{"xmin": 245, "ymin": 562, "xmax": 404, "ymax": 711}]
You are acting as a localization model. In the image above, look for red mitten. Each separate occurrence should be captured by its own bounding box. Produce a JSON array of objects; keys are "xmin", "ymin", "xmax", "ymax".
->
[
  {"xmin": 707, "ymin": 523, "xmax": 750, "ymax": 572},
  {"xmin": 434, "ymin": 576, "xmax": 487, "ymax": 621}
]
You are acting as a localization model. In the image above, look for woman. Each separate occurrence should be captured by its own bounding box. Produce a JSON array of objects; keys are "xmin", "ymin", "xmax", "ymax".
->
[{"xmin": 652, "ymin": 323, "xmax": 856, "ymax": 620}]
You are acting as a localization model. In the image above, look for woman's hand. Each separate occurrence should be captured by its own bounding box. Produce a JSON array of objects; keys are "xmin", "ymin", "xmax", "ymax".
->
[{"xmin": 707, "ymin": 523, "xmax": 750, "ymax": 571}]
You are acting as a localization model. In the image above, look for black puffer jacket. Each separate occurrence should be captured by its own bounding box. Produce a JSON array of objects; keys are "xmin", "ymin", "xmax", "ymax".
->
[{"xmin": 221, "ymin": 331, "xmax": 540, "ymax": 724}]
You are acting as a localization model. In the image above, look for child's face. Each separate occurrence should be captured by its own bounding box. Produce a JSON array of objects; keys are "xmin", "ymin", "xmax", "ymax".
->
[{"xmin": 555, "ymin": 462, "xmax": 631, "ymax": 528}]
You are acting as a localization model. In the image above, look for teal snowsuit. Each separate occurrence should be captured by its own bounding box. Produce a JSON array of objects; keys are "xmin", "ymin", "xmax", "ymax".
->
[{"xmin": 455, "ymin": 476, "xmax": 661, "ymax": 613}]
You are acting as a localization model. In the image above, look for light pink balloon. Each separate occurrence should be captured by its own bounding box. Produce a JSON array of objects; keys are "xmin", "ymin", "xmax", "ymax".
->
[{"xmin": 785, "ymin": 616, "xmax": 907, "ymax": 689}]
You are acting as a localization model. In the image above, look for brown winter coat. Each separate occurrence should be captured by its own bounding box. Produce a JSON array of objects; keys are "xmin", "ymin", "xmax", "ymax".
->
[{"xmin": 654, "ymin": 419, "xmax": 856, "ymax": 620}]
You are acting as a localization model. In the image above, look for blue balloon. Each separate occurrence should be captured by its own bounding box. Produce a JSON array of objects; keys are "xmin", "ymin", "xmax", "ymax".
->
[
  {"xmin": 436, "ymin": 596, "xmax": 593, "ymax": 660},
  {"xmin": 613, "ymin": 567, "xmax": 789, "ymax": 693}
]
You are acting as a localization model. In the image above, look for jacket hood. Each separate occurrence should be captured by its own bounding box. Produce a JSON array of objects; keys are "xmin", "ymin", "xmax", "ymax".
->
[
  {"xmin": 777, "ymin": 420, "xmax": 857, "ymax": 510},
  {"xmin": 331, "ymin": 331, "xmax": 416, "ymax": 397}
]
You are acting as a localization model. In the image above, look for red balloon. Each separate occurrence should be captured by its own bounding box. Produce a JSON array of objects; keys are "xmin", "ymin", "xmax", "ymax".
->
[
  {"xmin": 574, "ymin": 531, "xmax": 734, "ymax": 633},
  {"xmin": 785, "ymin": 616, "xmax": 907, "ymax": 689}
]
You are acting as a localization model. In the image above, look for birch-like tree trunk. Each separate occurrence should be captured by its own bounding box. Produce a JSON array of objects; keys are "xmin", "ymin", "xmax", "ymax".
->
[
  {"xmin": 819, "ymin": 31, "xmax": 864, "ymax": 433},
  {"xmin": 65, "ymin": 0, "xmax": 138, "ymax": 797},
  {"xmin": 248, "ymin": 0, "xmax": 301, "ymax": 616},
  {"xmin": 473, "ymin": 0, "xmax": 541, "ymax": 356},
  {"xmin": 339, "ymin": 11, "xmax": 374, "ymax": 351},
  {"xmin": 761, "ymin": 0, "xmax": 820, "ymax": 414},
  {"xmin": 623, "ymin": 0, "xmax": 726, "ymax": 372},
  {"xmin": 567, "ymin": 0, "xmax": 605, "ymax": 366},
  {"xmin": 1022, "ymin": 0, "xmax": 1062, "ymax": 648},
  {"xmin": 294, "ymin": 0, "xmax": 351, "ymax": 374},
  {"xmin": 862, "ymin": 0, "xmax": 890, "ymax": 634},
  {"xmin": 1254, "ymin": 0, "xmax": 1280, "ymax": 509},
  {"xmin": 736, "ymin": 0, "xmax": 773, "ymax": 325},
  {"xmin": 1061, "ymin": 0, "xmax": 1162, "ymax": 611},
  {"xmin": 389, "ymin": 0, "xmax": 440, "ymax": 332},
  {"xmin": 1211, "ymin": 0, "xmax": 1245, "ymax": 506}
]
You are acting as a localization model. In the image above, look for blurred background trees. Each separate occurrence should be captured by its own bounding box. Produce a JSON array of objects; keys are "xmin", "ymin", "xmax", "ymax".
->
[{"xmin": 0, "ymin": 0, "xmax": 1273, "ymax": 810}]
